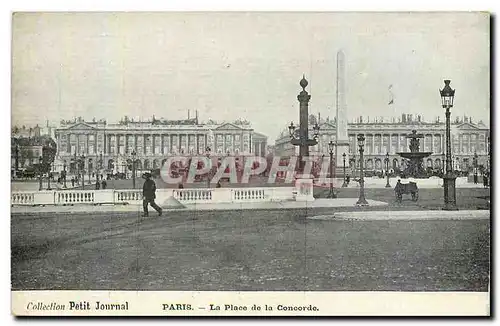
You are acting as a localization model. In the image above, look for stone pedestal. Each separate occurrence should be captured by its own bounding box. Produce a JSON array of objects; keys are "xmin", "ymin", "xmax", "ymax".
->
[
  {"xmin": 443, "ymin": 174, "xmax": 458, "ymax": 210},
  {"xmin": 294, "ymin": 178, "xmax": 315, "ymax": 202}
]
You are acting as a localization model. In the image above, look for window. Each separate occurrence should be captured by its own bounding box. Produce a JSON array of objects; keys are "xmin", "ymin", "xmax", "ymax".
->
[
  {"xmin": 365, "ymin": 135, "xmax": 373, "ymax": 155},
  {"xmin": 382, "ymin": 135, "xmax": 389, "ymax": 154},
  {"xmin": 391, "ymin": 135, "xmax": 398, "ymax": 154},
  {"xmin": 434, "ymin": 135, "xmax": 442, "ymax": 153},
  {"xmin": 374, "ymin": 135, "xmax": 381, "ymax": 154}
]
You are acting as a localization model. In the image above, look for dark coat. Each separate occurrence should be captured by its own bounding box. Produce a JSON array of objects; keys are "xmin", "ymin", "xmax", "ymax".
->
[{"xmin": 143, "ymin": 179, "xmax": 157, "ymax": 199}]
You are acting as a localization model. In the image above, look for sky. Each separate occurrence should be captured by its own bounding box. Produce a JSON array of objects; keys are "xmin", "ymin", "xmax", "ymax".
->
[{"xmin": 11, "ymin": 12, "xmax": 490, "ymax": 142}]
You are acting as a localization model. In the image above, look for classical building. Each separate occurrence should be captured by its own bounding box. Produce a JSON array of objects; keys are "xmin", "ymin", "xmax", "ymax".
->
[
  {"xmin": 53, "ymin": 116, "xmax": 268, "ymax": 174},
  {"xmin": 274, "ymin": 113, "xmax": 490, "ymax": 173}
]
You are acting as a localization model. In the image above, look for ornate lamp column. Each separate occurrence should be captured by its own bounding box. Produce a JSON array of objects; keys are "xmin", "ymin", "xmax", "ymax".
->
[
  {"xmin": 356, "ymin": 134, "xmax": 368, "ymax": 206},
  {"xmin": 385, "ymin": 152, "xmax": 391, "ymax": 188},
  {"xmin": 327, "ymin": 140, "xmax": 336, "ymax": 198},
  {"xmin": 289, "ymin": 76, "xmax": 320, "ymax": 173},
  {"xmin": 342, "ymin": 153, "xmax": 347, "ymax": 187},
  {"xmin": 440, "ymin": 80, "xmax": 458, "ymax": 210}
]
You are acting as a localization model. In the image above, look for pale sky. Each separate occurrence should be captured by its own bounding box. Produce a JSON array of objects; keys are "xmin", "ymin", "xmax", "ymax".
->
[{"xmin": 12, "ymin": 12, "xmax": 490, "ymax": 142}]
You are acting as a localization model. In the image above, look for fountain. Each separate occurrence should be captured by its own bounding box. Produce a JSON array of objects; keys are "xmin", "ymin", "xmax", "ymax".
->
[{"xmin": 397, "ymin": 130, "xmax": 433, "ymax": 178}]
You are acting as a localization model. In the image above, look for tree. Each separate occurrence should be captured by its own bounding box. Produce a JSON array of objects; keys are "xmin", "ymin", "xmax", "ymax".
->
[{"xmin": 40, "ymin": 136, "xmax": 57, "ymax": 174}]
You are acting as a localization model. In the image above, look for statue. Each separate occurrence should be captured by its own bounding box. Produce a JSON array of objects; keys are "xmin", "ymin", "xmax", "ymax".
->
[{"xmin": 407, "ymin": 130, "xmax": 423, "ymax": 152}]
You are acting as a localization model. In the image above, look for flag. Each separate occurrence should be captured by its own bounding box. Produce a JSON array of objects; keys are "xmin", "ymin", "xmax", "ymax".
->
[{"xmin": 388, "ymin": 84, "xmax": 394, "ymax": 105}]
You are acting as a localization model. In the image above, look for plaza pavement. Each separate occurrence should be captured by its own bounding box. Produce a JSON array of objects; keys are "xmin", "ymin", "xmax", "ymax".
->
[
  {"xmin": 309, "ymin": 210, "xmax": 490, "ymax": 221},
  {"xmin": 11, "ymin": 197, "xmax": 490, "ymax": 221}
]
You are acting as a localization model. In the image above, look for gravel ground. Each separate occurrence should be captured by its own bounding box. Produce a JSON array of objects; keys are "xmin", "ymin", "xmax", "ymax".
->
[{"xmin": 11, "ymin": 206, "xmax": 490, "ymax": 291}]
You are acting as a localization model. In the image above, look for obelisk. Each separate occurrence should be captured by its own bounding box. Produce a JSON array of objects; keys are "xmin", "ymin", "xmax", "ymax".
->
[{"xmin": 335, "ymin": 50, "xmax": 350, "ymax": 177}]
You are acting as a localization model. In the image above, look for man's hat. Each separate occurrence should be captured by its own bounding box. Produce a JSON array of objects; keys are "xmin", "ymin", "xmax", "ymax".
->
[{"xmin": 143, "ymin": 172, "xmax": 152, "ymax": 178}]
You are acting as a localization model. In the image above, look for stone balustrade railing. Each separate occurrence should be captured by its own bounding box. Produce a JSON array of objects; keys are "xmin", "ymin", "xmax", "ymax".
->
[{"xmin": 10, "ymin": 185, "xmax": 302, "ymax": 207}]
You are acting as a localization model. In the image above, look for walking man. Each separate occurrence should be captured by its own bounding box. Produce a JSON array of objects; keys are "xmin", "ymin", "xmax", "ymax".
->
[{"xmin": 142, "ymin": 172, "xmax": 162, "ymax": 217}]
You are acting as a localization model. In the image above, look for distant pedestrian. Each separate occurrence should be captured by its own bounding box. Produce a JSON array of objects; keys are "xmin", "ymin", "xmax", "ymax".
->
[
  {"xmin": 95, "ymin": 180, "xmax": 100, "ymax": 190},
  {"xmin": 101, "ymin": 179, "xmax": 107, "ymax": 189},
  {"xmin": 71, "ymin": 178, "xmax": 75, "ymax": 187},
  {"xmin": 474, "ymin": 173, "xmax": 478, "ymax": 184},
  {"xmin": 483, "ymin": 174, "xmax": 489, "ymax": 188},
  {"xmin": 346, "ymin": 175, "xmax": 350, "ymax": 185},
  {"xmin": 142, "ymin": 172, "xmax": 162, "ymax": 217},
  {"xmin": 216, "ymin": 181, "xmax": 222, "ymax": 188}
]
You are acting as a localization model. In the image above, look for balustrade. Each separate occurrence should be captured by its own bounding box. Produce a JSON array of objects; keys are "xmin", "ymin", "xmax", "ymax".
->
[{"xmin": 11, "ymin": 186, "xmax": 295, "ymax": 206}]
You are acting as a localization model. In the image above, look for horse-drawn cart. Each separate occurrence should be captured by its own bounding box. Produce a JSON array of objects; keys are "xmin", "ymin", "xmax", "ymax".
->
[{"xmin": 395, "ymin": 181, "xmax": 419, "ymax": 202}]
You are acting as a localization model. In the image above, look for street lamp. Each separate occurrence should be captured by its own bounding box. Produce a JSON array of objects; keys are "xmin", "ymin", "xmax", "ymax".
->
[
  {"xmin": 327, "ymin": 140, "xmax": 336, "ymax": 198},
  {"xmin": 14, "ymin": 144, "xmax": 19, "ymax": 176},
  {"xmin": 99, "ymin": 151, "xmax": 103, "ymax": 180},
  {"xmin": 80, "ymin": 154, "xmax": 86, "ymax": 190},
  {"xmin": 132, "ymin": 150, "xmax": 137, "ymax": 189},
  {"xmin": 38, "ymin": 155, "xmax": 43, "ymax": 191},
  {"xmin": 441, "ymin": 152, "xmax": 445, "ymax": 187},
  {"xmin": 473, "ymin": 150, "xmax": 478, "ymax": 171},
  {"xmin": 46, "ymin": 160, "xmax": 52, "ymax": 191},
  {"xmin": 356, "ymin": 134, "xmax": 368, "ymax": 206},
  {"xmin": 385, "ymin": 152, "xmax": 391, "ymax": 188},
  {"xmin": 351, "ymin": 153, "xmax": 356, "ymax": 178},
  {"xmin": 63, "ymin": 159, "xmax": 67, "ymax": 188},
  {"xmin": 440, "ymin": 79, "xmax": 457, "ymax": 210},
  {"xmin": 441, "ymin": 153, "xmax": 445, "ymax": 175},
  {"xmin": 206, "ymin": 146, "xmax": 211, "ymax": 188},
  {"xmin": 88, "ymin": 158, "xmax": 92, "ymax": 184},
  {"xmin": 342, "ymin": 153, "xmax": 347, "ymax": 187}
]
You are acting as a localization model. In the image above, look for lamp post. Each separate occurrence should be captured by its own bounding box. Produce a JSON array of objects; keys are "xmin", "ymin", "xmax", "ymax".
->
[
  {"xmin": 356, "ymin": 134, "xmax": 368, "ymax": 206},
  {"xmin": 327, "ymin": 141, "xmax": 336, "ymax": 198},
  {"xmin": 473, "ymin": 151, "xmax": 478, "ymax": 172},
  {"xmin": 88, "ymin": 158, "xmax": 92, "ymax": 184},
  {"xmin": 46, "ymin": 156, "xmax": 52, "ymax": 190},
  {"xmin": 289, "ymin": 76, "xmax": 320, "ymax": 173},
  {"xmin": 206, "ymin": 146, "xmax": 211, "ymax": 188},
  {"xmin": 14, "ymin": 144, "xmax": 19, "ymax": 177},
  {"xmin": 63, "ymin": 159, "xmax": 67, "ymax": 188},
  {"xmin": 80, "ymin": 154, "xmax": 86, "ymax": 190},
  {"xmin": 342, "ymin": 153, "xmax": 347, "ymax": 187},
  {"xmin": 38, "ymin": 156, "xmax": 43, "ymax": 191},
  {"xmin": 132, "ymin": 150, "xmax": 136, "ymax": 189},
  {"xmin": 351, "ymin": 154, "xmax": 356, "ymax": 179},
  {"xmin": 385, "ymin": 152, "xmax": 391, "ymax": 188},
  {"xmin": 441, "ymin": 152, "xmax": 445, "ymax": 187},
  {"xmin": 99, "ymin": 151, "xmax": 103, "ymax": 180},
  {"xmin": 440, "ymin": 80, "xmax": 458, "ymax": 210}
]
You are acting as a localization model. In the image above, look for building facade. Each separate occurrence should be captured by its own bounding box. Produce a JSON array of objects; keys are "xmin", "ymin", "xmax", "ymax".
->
[
  {"xmin": 274, "ymin": 114, "xmax": 490, "ymax": 173},
  {"xmin": 53, "ymin": 116, "xmax": 268, "ymax": 174}
]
